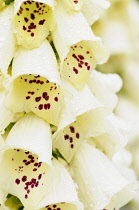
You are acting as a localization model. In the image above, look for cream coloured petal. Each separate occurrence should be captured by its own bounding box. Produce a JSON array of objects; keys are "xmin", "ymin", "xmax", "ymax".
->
[
  {"xmin": 0, "ymin": 4, "xmax": 16, "ymax": 76},
  {"xmin": 13, "ymin": 0, "xmax": 55, "ymax": 49},
  {"xmin": 71, "ymin": 142, "xmax": 138, "ymax": 210},
  {"xmin": 87, "ymin": 70, "xmax": 122, "ymax": 110},
  {"xmin": 4, "ymin": 113, "xmax": 52, "ymax": 164},
  {"xmin": 82, "ymin": 0, "xmax": 110, "ymax": 26},
  {"xmin": 0, "ymin": 90, "xmax": 14, "ymax": 134},
  {"xmin": 57, "ymin": 80, "xmax": 102, "ymax": 131},
  {"xmin": 53, "ymin": 81, "xmax": 103, "ymax": 162},
  {"xmin": 0, "ymin": 148, "xmax": 52, "ymax": 209},
  {"xmin": 52, "ymin": 1, "xmax": 109, "ymax": 90},
  {"xmin": 38, "ymin": 158, "xmax": 83, "ymax": 210},
  {"xmin": 5, "ymin": 41, "xmax": 63, "ymax": 126}
]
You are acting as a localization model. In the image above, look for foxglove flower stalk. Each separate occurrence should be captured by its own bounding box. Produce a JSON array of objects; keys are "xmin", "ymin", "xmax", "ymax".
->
[{"xmin": 0, "ymin": 0, "xmax": 138, "ymax": 209}]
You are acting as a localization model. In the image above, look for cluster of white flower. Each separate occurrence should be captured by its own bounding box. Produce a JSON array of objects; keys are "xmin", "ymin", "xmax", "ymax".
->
[{"xmin": 0, "ymin": 0, "xmax": 138, "ymax": 210}]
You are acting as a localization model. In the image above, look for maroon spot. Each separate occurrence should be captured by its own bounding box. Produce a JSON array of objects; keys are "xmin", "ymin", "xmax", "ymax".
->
[
  {"xmin": 26, "ymin": 8, "xmax": 29, "ymax": 11},
  {"xmin": 69, "ymin": 126, "xmax": 75, "ymax": 133},
  {"xmin": 78, "ymin": 63, "xmax": 82, "ymax": 68},
  {"xmin": 73, "ymin": 67, "xmax": 78, "ymax": 74},
  {"xmin": 64, "ymin": 134, "xmax": 69, "ymax": 140},
  {"xmin": 78, "ymin": 55, "xmax": 85, "ymax": 60},
  {"xmin": 27, "ymin": 189, "xmax": 30, "ymax": 194},
  {"xmin": 38, "ymin": 174, "xmax": 42, "ymax": 180},
  {"xmin": 40, "ymin": 81, "xmax": 44, "ymax": 85},
  {"xmin": 30, "ymin": 13, "xmax": 35, "ymax": 20},
  {"xmin": 26, "ymin": 96, "xmax": 30, "ymax": 100},
  {"xmin": 44, "ymin": 103, "xmax": 51, "ymax": 110},
  {"xmin": 22, "ymin": 176, "xmax": 27, "ymax": 182},
  {"xmin": 25, "ymin": 194, "xmax": 28, "ymax": 199},
  {"xmin": 86, "ymin": 51, "xmax": 89, "ymax": 54},
  {"xmin": 87, "ymin": 66, "xmax": 90, "ymax": 70},
  {"xmin": 76, "ymin": 132, "xmax": 80, "ymax": 139},
  {"xmin": 31, "ymin": 33, "xmax": 34, "ymax": 37},
  {"xmin": 54, "ymin": 97, "xmax": 58, "ymax": 102},
  {"xmin": 42, "ymin": 92, "xmax": 47, "ymax": 98},
  {"xmin": 38, "ymin": 104, "xmax": 43, "ymax": 110},
  {"xmin": 35, "ymin": 97, "xmax": 41, "ymax": 102},
  {"xmin": 33, "ymin": 168, "xmax": 37, "ymax": 171},
  {"xmin": 53, "ymin": 205, "xmax": 57, "ymax": 208},
  {"xmin": 24, "ymin": 17, "xmax": 29, "ymax": 23},
  {"xmin": 25, "ymin": 151, "xmax": 29, "ymax": 154},
  {"xmin": 23, "ymin": 26, "xmax": 26, "ymax": 31},
  {"xmin": 38, "ymin": 19, "xmax": 45, "ymax": 25},
  {"xmin": 71, "ymin": 144, "xmax": 74, "ymax": 148},
  {"xmin": 15, "ymin": 179, "xmax": 20, "ymax": 184}
]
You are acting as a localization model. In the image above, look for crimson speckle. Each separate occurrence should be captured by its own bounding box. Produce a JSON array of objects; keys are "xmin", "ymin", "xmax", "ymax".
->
[
  {"xmin": 35, "ymin": 97, "xmax": 41, "ymax": 102},
  {"xmin": 15, "ymin": 178, "xmax": 20, "ymax": 184},
  {"xmin": 87, "ymin": 66, "xmax": 90, "ymax": 70},
  {"xmin": 38, "ymin": 104, "xmax": 43, "ymax": 110},
  {"xmin": 70, "ymin": 126, "xmax": 75, "ymax": 133},
  {"xmin": 31, "ymin": 33, "xmax": 34, "ymax": 37},
  {"xmin": 54, "ymin": 97, "xmax": 58, "ymax": 102},
  {"xmin": 38, "ymin": 174, "xmax": 42, "ymax": 180},
  {"xmin": 71, "ymin": 144, "xmax": 74, "ymax": 148},
  {"xmin": 25, "ymin": 194, "xmax": 28, "ymax": 199},
  {"xmin": 73, "ymin": 67, "xmax": 78, "ymax": 74},
  {"xmin": 76, "ymin": 132, "xmax": 80, "ymax": 139},
  {"xmin": 44, "ymin": 103, "xmax": 51, "ymax": 110},
  {"xmin": 30, "ymin": 13, "xmax": 35, "ymax": 20},
  {"xmin": 22, "ymin": 176, "xmax": 27, "ymax": 182},
  {"xmin": 26, "ymin": 96, "xmax": 30, "ymax": 100},
  {"xmin": 24, "ymin": 17, "xmax": 29, "ymax": 22}
]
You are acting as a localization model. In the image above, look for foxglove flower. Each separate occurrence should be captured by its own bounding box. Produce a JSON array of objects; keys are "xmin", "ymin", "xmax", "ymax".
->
[
  {"xmin": 71, "ymin": 141, "xmax": 138, "ymax": 210},
  {"xmin": 52, "ymin": 0, "xmax": 109, "ymax": 90},
  {"xmin": 5, "ymin": 40, "xmax": 64, "ymax": 126}
]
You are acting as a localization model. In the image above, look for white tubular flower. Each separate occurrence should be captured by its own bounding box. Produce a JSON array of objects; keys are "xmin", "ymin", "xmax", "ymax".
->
[
  {"xmin": 13, "ymin": 0, "xmax": 55, "ymax": 49},
  {"xmin": 87, "ymin": 70, "xmax": 123, "ymax": 110},
  {"xmin": 0, "ymin": 4, "xmax": 16, "ymax": 76},
  {"xmin": 53, "ymin": 80, "xmax": 103, "ymax": 162},
  {"xmin": 81, "ymin": 0, "xmax": 110, "ymax": 26},
  {"xmin": 0, "ymin": 90, "xmax": 14, "ymax": 134},
  {"xmin": 4, "ymin": 113, "xmax": 52, "ymax": 164},
  {"xmin": 5, "ymin": 40, "xmax": 63, "ymax": 126},
  {"xmin": 38, "ymin": 159, "xmax": 83, "ymax": 210},
  {"xmin": 52, "ymin": 1, "xmax": 109, "ymax": 90},
  {"xmin": 71, "ymin": 142, "xmax": 138, "ymax": 210},
  {"xmin": 0, "ymin": 113, "xmax": 53, "ymax": 209}
]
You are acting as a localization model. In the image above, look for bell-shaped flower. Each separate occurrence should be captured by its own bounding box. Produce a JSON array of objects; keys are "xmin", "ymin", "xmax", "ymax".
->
[
  {"xmin": 70, "ymin": 141, "xmax": 138, "ymax": 210},
  {"xmin": 0, "ymin": 113, "xmax": 53, "ymax": 209},
  {"xmin": 0, "ymin": 4, "xmax": 16, "ymax": 76},
  {"xmin": 52, "ymin": 0, "xmax": 109, "ymax": 90},
  {"xmin": 53, "ymin": 79, "xmax": 104, "ymax": 162},
  {"xmin": 5, "ymin": 40, "xmax": 64, "ymax": 126},
  {"xmin": 81, "ymin": 0, "xmax": 110, "ymax": 26},
  {"xmin": 13, "ymin": 0, "xmax": 55, "ymax": 49}
]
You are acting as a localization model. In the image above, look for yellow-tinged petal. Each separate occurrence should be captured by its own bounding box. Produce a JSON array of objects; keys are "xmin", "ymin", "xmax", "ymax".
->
[
  {"xmin": 71, "ymin": 142, "xmax": 138, "ymax": 210},
  {"xmin": 0, "ymin": 148, "xmax": 52, "ymax": 209},
  {"xmin": 5, "ymin": 113, "xmax": 52, "ymax": 164},
  {"xmin": 82, "ymin": 0, "xmax": 110, "ymax": 26},
  {"xmin": 5, "ymin": 41, "xmax": 63, "ymax": 126},
  {"xmin": 0, "ymin": 4, "xmax": 16, "ymax": 76},
  {"xmin": 13, "ymin": 0, "xmax": 55, "ymax": 49},
  {"xmin": 52, "ymin": 1, "xmax": 109, "ymax": 90}
]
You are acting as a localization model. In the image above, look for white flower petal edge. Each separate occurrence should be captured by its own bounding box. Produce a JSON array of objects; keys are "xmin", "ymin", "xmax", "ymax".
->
[
  {"xmin": 13, "ymin": 0, "xmax": 56, "ymax": 49},
  {"xmin": 82, "ymin": 0, "xmax": 110, "ymax": 26},
  {"xmin": 52, "ymin": 81, "xmax": 104, "ymax": 162},
  {"xmin": 38, "ymin": 159, "xmax": 84, "ymax": 210},
  {"xmin": 3, "ymin": 112, "xmax": 52, "ymax": 165},
  {"xmin": 5, "ymin": 41, "xmax": 63, "ymax": 126},
  {"xmin": 0, "ymin": 90, "xmax": 14, "ymax": 134},
  {"xmin": 0, "ymin": 4, "xmax": 16, "ymax": 76},
  {"xmin": 87, "ymin": 70, "xmax": 123, "ymax": 110},
  {"xmin": 70, "ymin": 142, "xmax": 139, "ymax": 210},
  {"xmin": 52, "ymin": 1, "xmax": 109, "ymax": 90}
]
